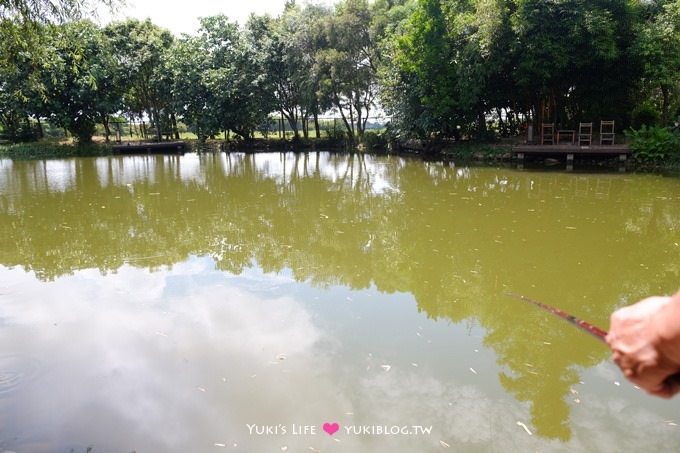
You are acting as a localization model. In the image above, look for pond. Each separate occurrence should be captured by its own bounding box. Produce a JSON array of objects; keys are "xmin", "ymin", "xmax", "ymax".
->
[{"xmin": 0, "ymin": 152, "xmax": 679, "ymax": 452}]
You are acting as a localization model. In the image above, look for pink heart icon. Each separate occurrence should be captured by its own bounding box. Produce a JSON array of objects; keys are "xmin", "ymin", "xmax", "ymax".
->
[{"xmin": 323, "ymin": 422, "xmax": 340, "ymax": 436}]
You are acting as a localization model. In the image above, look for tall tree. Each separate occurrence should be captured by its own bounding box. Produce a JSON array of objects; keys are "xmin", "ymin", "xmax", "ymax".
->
[
  {"xmin": 632, "ymin": 0, "xmax": 680, "ymax": 125},
  {"xmin": 106, "ymin": 19, "xmax": 174, "ymax": 141},
  {"xmin": 40, "ymin": 20, "xmax": 122, "ymax": 143},
  {"xmin": 316, "ymin": 0, "xmax": 381, "ymax": 142},
  {"xmin": 253, "ymin": 4, "xmax": 328, "ymax": 140}
]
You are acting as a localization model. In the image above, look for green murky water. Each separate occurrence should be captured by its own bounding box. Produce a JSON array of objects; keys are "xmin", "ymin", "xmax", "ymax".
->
[{"xmin": 0, "ymin": 153, "xmax": 678, "ymax": 452}]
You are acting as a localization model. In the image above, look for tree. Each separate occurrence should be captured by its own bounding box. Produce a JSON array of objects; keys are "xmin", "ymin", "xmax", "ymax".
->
[
  {"xmin": 632, "ymin": 0, "xmax": 680, "ymax": 126},
  {"xmin": 509, "ymin": 0, "xmax": 638, "ymax": 126},
  {"xmin": 106, "ymin": 19, "xmax": 174, "ymax": 141},
  {"xmin": 0, "ymin": 19, "xmax": 45, "ymax": 141},
  {"xmin": 0, "ymin": 0, "xmax": 119, "ymax": 22},
  {"xmin": 40, "ymin": 20, "xmax": 122, "ymax": 143},
  {"xmin": 316, "ymin": 0, "xmax": 381, "ymax": 143},
  {"xmin": 382, "ymin": 0, "xmax": 460, "ymax": 139},
  {"xmin": 167, "ymin": 15, "xmax": 274, "ymax": 143},
  {"xmin": 252, "ymin": 4, "xmax": 327, "ymax": 140}
]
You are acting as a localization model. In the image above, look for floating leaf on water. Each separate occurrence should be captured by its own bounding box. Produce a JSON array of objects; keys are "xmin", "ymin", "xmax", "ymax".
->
[
  {"xmin": 516, "ymin": 421, "xmax": 532, "ymax": 435},
  {"xmin": 439, "ymin": 440, "xmax": 451, "ymax": 448}
]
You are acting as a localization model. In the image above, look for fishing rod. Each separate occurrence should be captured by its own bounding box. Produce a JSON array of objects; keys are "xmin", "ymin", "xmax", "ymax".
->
[
  {"xmin": 506, "ymin": 292, "xmax": 680, "ymax": 387},
  {"xmin": 505, "ymin": 292, "xmax": 608, "ymax": 341}
]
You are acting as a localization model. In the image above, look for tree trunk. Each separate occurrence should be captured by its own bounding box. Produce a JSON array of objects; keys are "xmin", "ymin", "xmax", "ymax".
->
[
  {"xmin": 171, "ymin": 113, "xmax": 180, "ymax": 140},
  {"xmin": 314, "ymin": 112, "xmax": 320, "ymax": 138},
  {"xmin": 101, "ymin": 114, "xmax": 112, "ymax": 143}
]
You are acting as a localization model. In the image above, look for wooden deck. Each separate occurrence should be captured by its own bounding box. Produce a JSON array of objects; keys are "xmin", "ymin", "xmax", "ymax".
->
[
  {"xmin": 512, "ymin": 144, "xmax": 630, "ymax": 170},
  {"xmin": 112, "ymin": 141, "xmax": 187, "ymax": 155}
]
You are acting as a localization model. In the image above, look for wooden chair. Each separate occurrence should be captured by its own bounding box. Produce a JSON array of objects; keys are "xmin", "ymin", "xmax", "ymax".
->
[
  {"xmin": 578, "ymin": 122, "xmax": 592, "ymax": 146},
  {"xmin": 541, "ymin": 123, "xmax": 555, "ymax": 145},
  {"xmin": 600, "ymin": 120, "xmax": 615, "ymax": 145}
]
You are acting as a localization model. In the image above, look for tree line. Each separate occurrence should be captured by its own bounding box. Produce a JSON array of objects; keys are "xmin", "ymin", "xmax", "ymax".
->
[{"xmin": 1, "ymin": 0, "xmax": 679, "ymax": 146}]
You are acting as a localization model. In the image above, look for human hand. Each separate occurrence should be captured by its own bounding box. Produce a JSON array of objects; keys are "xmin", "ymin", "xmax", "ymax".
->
[{"xmin": 606, "ymin": 292, "xmax": 680, "ymax": 398}]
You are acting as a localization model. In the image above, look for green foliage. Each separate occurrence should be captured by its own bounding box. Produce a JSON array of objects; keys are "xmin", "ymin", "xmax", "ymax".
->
[
  {"xmin": 631, "ymin": 1, "xmax": 680, "ymax": 126},
  {"xmin": 38, "ymin": 20, "xmax": 123, "ymax": 143},
  {"xmin": 359, "ymin": 130, "xmax": 386, "ymax": 150},
  {"xmin": 631, "ymin": 103, "xmax": 660, "ymax": 130},
  {"xmin": 2, "ymin": 0, "xmax": 680, "ymax": 166},
  {"xmin": 0, "ymin": 142, "xmax": 110, "ymax": 159},
  {"xmin": 626, "ymin": 125, "xmax": 680, "ymax": 163}
]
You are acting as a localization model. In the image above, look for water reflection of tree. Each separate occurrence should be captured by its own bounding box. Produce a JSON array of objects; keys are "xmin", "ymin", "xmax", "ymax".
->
[{"xmin": 1, "ymin": 154, "xmax": 679, "ymax": 439}]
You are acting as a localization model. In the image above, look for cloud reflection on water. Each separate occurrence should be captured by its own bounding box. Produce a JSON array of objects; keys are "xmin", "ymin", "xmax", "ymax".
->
[{"xmin": 1, "ymin": 255, "xmax": 679, "ymax": 452}]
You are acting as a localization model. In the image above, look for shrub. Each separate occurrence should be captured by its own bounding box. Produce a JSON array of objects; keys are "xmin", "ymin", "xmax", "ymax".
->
[
  {"xmin": 359, "ymin": 131, "xmax": 387, "ymax": 150},
  {"xmin": 626, "ymin": 125, "xmax": 680, "ymax": 162}
]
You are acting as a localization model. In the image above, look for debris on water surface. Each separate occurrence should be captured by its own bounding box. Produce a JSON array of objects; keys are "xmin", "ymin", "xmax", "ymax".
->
[
  {"xmin": 281, "ymin": 446, "xmax": 288, "ymax": 451},
  {"xmin": 214, "ymin": 443, "xmax": 226, "ymax": 447},
  {"xmin": 469, "ymin": 368, "xmax": 477, "ymax": 375},
  {"xmin": 381, "ymin": 365, "xmax": 392, "ymax": 372},
  {"xmin": 276, "ymin": 353, "xmax": 287, "ymax": 361},
  {"xmin": 517, "ymin": 421, "xmax": 532, "ymax": 435},
  {"xmin": 309, "ymin": 447, "xmax": 321, "ymax": 452},
  {"xmin": 614, "ymin": 381, "xmax": 621, "ymax": 386},
  {"xmin": 664, "ymin": 420, "xmax": 678, "ymax": 427},
  {"xmin": 439, "ymin": 440, "xmax": 451, "ymax": 448},
  {"xmin": 197, "ymin": 387, "xmax": 206, "ymax": 392},
  {"xmin": 411, "ymin": 363, "xmax": 419, "ymax": 367}
]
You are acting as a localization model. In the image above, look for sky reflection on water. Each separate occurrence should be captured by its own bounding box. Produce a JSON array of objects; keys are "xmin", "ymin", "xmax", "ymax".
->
[{"xmin": 0, "ymin": 256, "xmax": 678, "ymax": 452}]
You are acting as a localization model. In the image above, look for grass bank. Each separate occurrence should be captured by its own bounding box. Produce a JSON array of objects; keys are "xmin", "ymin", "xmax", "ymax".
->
[{"xmin": 0, "ymin": 142, "xmax": 112, "ymax": 159}]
